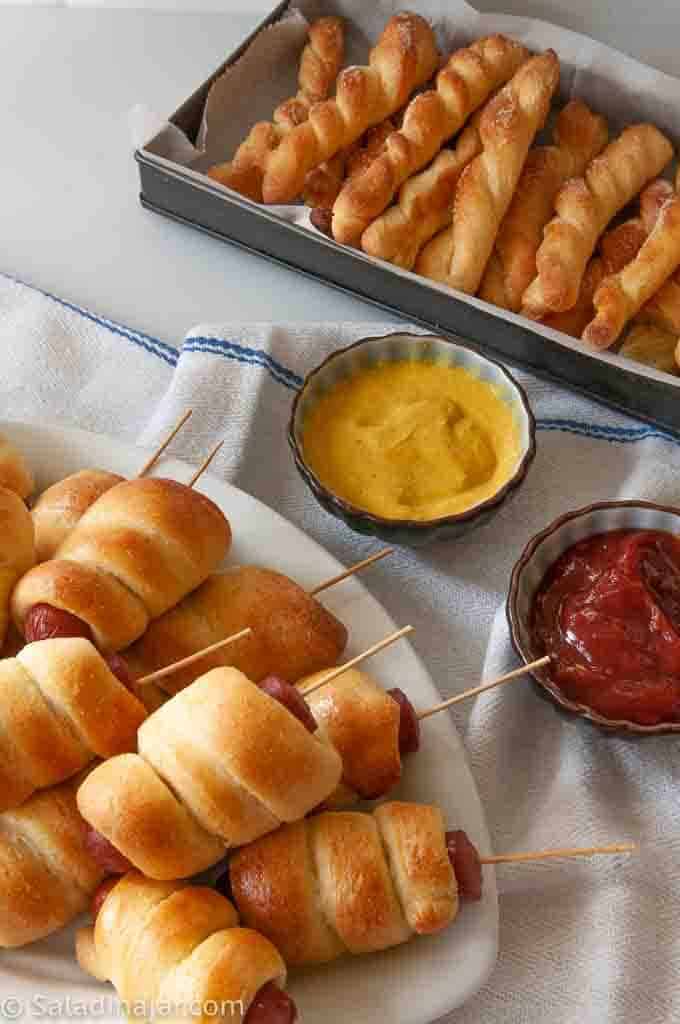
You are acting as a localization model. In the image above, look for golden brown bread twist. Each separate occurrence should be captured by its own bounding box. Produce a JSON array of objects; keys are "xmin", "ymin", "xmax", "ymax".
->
[
  {"xmin": 76, "ymin": 874, "xmax": 288, "ymax": 1023},
  {"xmin": 631, "ymin": 180, "xmax": 680, "ymax": 336},
  {"xmin": 77, "ymin": 667, "xmax": 343, "ymax": 879},
  {"xmin": 32, "ymin": 469, "xmax": 124, "ymax": 562},
  {"xmin": 521, "ymin": 124, "xmax": 673, "ymax": 317},
  {"xmin": 207, "ymin": 16, "xmax": 345, "ymax": 200},
  {"xmin": 0, "ymin": 435, "xmax": 34, "ymax": 500},
  {"xmin": 0, "ymin": 772, "xmax": 104, "ymax": 948},
  {"xmin": 540, "ymin": 217, "xmax": 648, "ymax": 338},
  {"xmin": 12, "ymin": 478, "xmax": 231, "ymax": 651},
  {"xmin": 478, "ymin": 99, "xmax": 608, "ymax": 311},
  {"xmin": 0, "ymin": 486, "xmax": 35, "ymax": 648},
  {"xmin": 0, "ymin": 638, "xmax": 146, "ymax": 812},
  {"xmin": 584, "ymin": 189, "xmax": 680, "ymax": 347},
  {"xmin": 619, "ymin": 324, "xmax": 679, "ymax": 374},
  {"xmin": 304, "ymin": 117, "xmax": 397, "ymax": 211},
  {"xmin": 361, "ymin": 111, "xmax": 485, "ymax": 269},
  {"xmin": 332, "ymin": 34, "xmax": 528, "ymax": 245},
  {"xmin": 416, "ymin": 50, "xmax": 560, "ymax": 294},
  {"xmin": 124, "ymin": 566, "xmax": 347, "ymax": 696},
  {"xmin": 229, "ymin": 801, "xmax": 458, "ymax": 965},
  {"xmin": 538, "ymin": 179, "xmax": 671, "ymax": 339},
  {"xmin": 262, "ymin": 13, "xmax": 439, "ymax": 204}
]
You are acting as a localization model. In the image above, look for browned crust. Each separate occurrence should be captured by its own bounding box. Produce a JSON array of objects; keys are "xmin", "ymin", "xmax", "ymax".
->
[
  {"xmin": 125, "ymin": 566, "xmax": 347, "ymax": 695},
  {"xmin": 32, "ymin": 470, "xmax": 124, "ymax": 562},
  {"xmin": 0, "ymin": 774, "xmax": 104, "ymax": 948}
]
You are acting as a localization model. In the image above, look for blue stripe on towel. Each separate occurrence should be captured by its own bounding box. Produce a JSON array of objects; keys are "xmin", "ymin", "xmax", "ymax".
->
[
  {"xmin": 5, "ymin": 271, "xmax": 679, "ymax": 446},
  {"xmin": 1, "ymin": 271, "xmax": 179, "ymax": 367},
  {"xmin": 184, "ymin": 337, "xmax": 304, "ymax": 390}
]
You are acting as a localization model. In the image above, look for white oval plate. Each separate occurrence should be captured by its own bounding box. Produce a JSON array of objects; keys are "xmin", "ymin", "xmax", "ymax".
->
[{"xmin": 0, "ymin": 420, "xmax": 498, "ymax": 1023}]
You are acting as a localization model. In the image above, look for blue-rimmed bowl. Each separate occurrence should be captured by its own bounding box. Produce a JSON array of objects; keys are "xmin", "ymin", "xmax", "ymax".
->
[
  {"xmin": 507, "ymin": 499, "xmax": 680, "ymax": 734},
  {"xmin": 288, "ymin": 332, "xmax": 536, "ymax": 547}
]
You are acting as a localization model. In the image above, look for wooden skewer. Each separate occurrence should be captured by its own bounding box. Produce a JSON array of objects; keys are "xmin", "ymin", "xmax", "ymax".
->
[
  {"xmin": 299, "ymin": 625, "xmax": 414, "ymax": 697},
  {"xmin": 187, "ymin": 441, "xmax": 224, "ymax": 488},
  {"xmin": 309, "ymin": 548, "xmax": 395, "ymax": 596},
  {"xmin": 481, "ymin": 842, "xmax": 637, "ymax": 866},
  {"xmin": 137, "ymin": 409, "xmax": 193, "ymax": 477},
  {"xmin": 417, "ymin": 655, "xmax": 551, "ymax": 721},
  {"xmin": 136, "ymin": 627, "xmax": 252, "ymax": 686}
]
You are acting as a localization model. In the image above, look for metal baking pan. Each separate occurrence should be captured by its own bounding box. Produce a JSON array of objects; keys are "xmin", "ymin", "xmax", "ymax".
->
[{"xmin": 135, "ymin": 2, "xmax": 680, "ymax": 436}]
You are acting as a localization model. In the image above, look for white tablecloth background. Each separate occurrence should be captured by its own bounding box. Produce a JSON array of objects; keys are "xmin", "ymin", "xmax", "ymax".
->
[{"xmin": 2, "ymin": 270, "xmax": 678, "ymax": 1023}]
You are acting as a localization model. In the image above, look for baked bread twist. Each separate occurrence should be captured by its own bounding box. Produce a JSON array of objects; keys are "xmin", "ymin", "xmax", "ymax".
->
[
  {"xmin": 584, "ymin": 192, "xmax": 680, "ymax": 347},
  {"xmin": 32, "ymin": 469, "xmax": 124, "ymax": 562},
  {"xmin": 0, "ymin": 486, "xmax": 35, "ymax": 647},
  {"xmin": 76, "ymin": 874, "xmax": 289, "ymax": 1024},
  {"xmin": 0, "ymin": 435, "xmax": 34, "ymax": 500},
  {"xmin": 0, "ymin": 772, "xmax": 104, "ymax": 948},
  {"xmin": 361, "ymin": 110, "xmax": 485, "ymax": 268},
  {"xmin": 207, "ymin": 16, "xmax": 345, "ymax": 201},
  {"xmin": 540, "ymin": 215, "xmax": 649, "ymax": 338},
  {"xmin": 125, "ymin": 566, "xmax": 347, "ymax": 696},
  {"xmin": 262, "ymin": 13, "xmax": 439, "ymax": 204},
  {"xmin": 304, "ymin": 117, "xmax": 397, "ymax": 211},
  {"xmin": 12, "ymin": 478, "xmax": 231, "ymax": 651},
  {"xmin": 332, "ymin": 34, "xmax": 528, "ymax": 245},
  {"xmin": 230, "ymin": 801, "xmax": 458, "ymax": 965},
  {"xmin": 521, "ymin": 124, "xmax": 673, "ymax": 317},
  {"xmin": 299, "ymin": 667, "xmax": 401, "ymax": 803},
  {"xmin": 77, "ymin": 667, "xmax": 343, "ymax": 879},
  {"xmin": 631, "ymin": 180, "xmax": 680, "ymax": 336},
  {"xmin": 541, "ymin": 180, "xmax": 674, "ymax": 338},
  {"xmin": 416, "ymin": 50, "xmax": 560, "ymax": 294},
  {"xmin": 0, "ymin": 637, "xmax": 146, "ymax": 812},
  {"xmin": 478, "ymin": 99, "xmax": 608, "ymax": 311}
]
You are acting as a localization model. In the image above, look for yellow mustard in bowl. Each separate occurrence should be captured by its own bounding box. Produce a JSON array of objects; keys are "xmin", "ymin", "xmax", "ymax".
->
[{"xmin": 301, "ymin": 360, "xmax": 521, "ymax": 522}]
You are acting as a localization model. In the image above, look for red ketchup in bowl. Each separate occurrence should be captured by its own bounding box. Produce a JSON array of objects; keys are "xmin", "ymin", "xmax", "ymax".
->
[{"xmin": 530, "ymin": 529, "xmax": 680, "ymax": 725}]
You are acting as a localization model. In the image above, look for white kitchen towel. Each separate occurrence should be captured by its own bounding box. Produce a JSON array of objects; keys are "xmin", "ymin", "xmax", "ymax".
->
[{"xmin": 1, "ymin": 270, "xmax": 678, "ymax": 1023}]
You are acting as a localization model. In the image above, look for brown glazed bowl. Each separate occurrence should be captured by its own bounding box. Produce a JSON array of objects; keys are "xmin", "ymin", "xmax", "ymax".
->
[
  {"xmin": 288, "ymin": 332, "xmax": 536, "ymax": 548},
  {"xmin": 507, "ymin": 499, "xmax": 680, "ymax": 735}
]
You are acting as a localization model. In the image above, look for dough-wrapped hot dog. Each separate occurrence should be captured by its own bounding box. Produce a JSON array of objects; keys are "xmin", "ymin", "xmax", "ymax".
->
[
  {"xmin": 0, "ymin": 772, "xmax": 104, "ymax": 948},
  {"xmin": 0, "ymin": 435, "xmax": 34, "ymax": 500},
  {"xmin": 229, "ymin": 801, "xmax": 466, "ymax": 965},
  {"xmin": 76, "ymin": 873, "xmax": 295, "ymax": 1024},
  {"xmin": 77, "ymin": 667, "xmax": 343, "ymax": 879},
  {"xmin": 0, "ymin": 486, "xmax": 35, "ymax": 648},
  {"xmin": 299, "ymin": 667, "xmax": 403, "ymax": 803},
  {"xmin": 0, "ymin": 637, "xmax": 147, "ymax": 811},
  {"xmin": 12, "ymin": 478, "xmax": 231, "ymax": 651},
  {"xmin": 125, "ymin": 565, "xmax": 347, "ymax": 695},
  {"xmin": 32, "ymin": 469, "xmax": 124, "ymax": 562}
]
